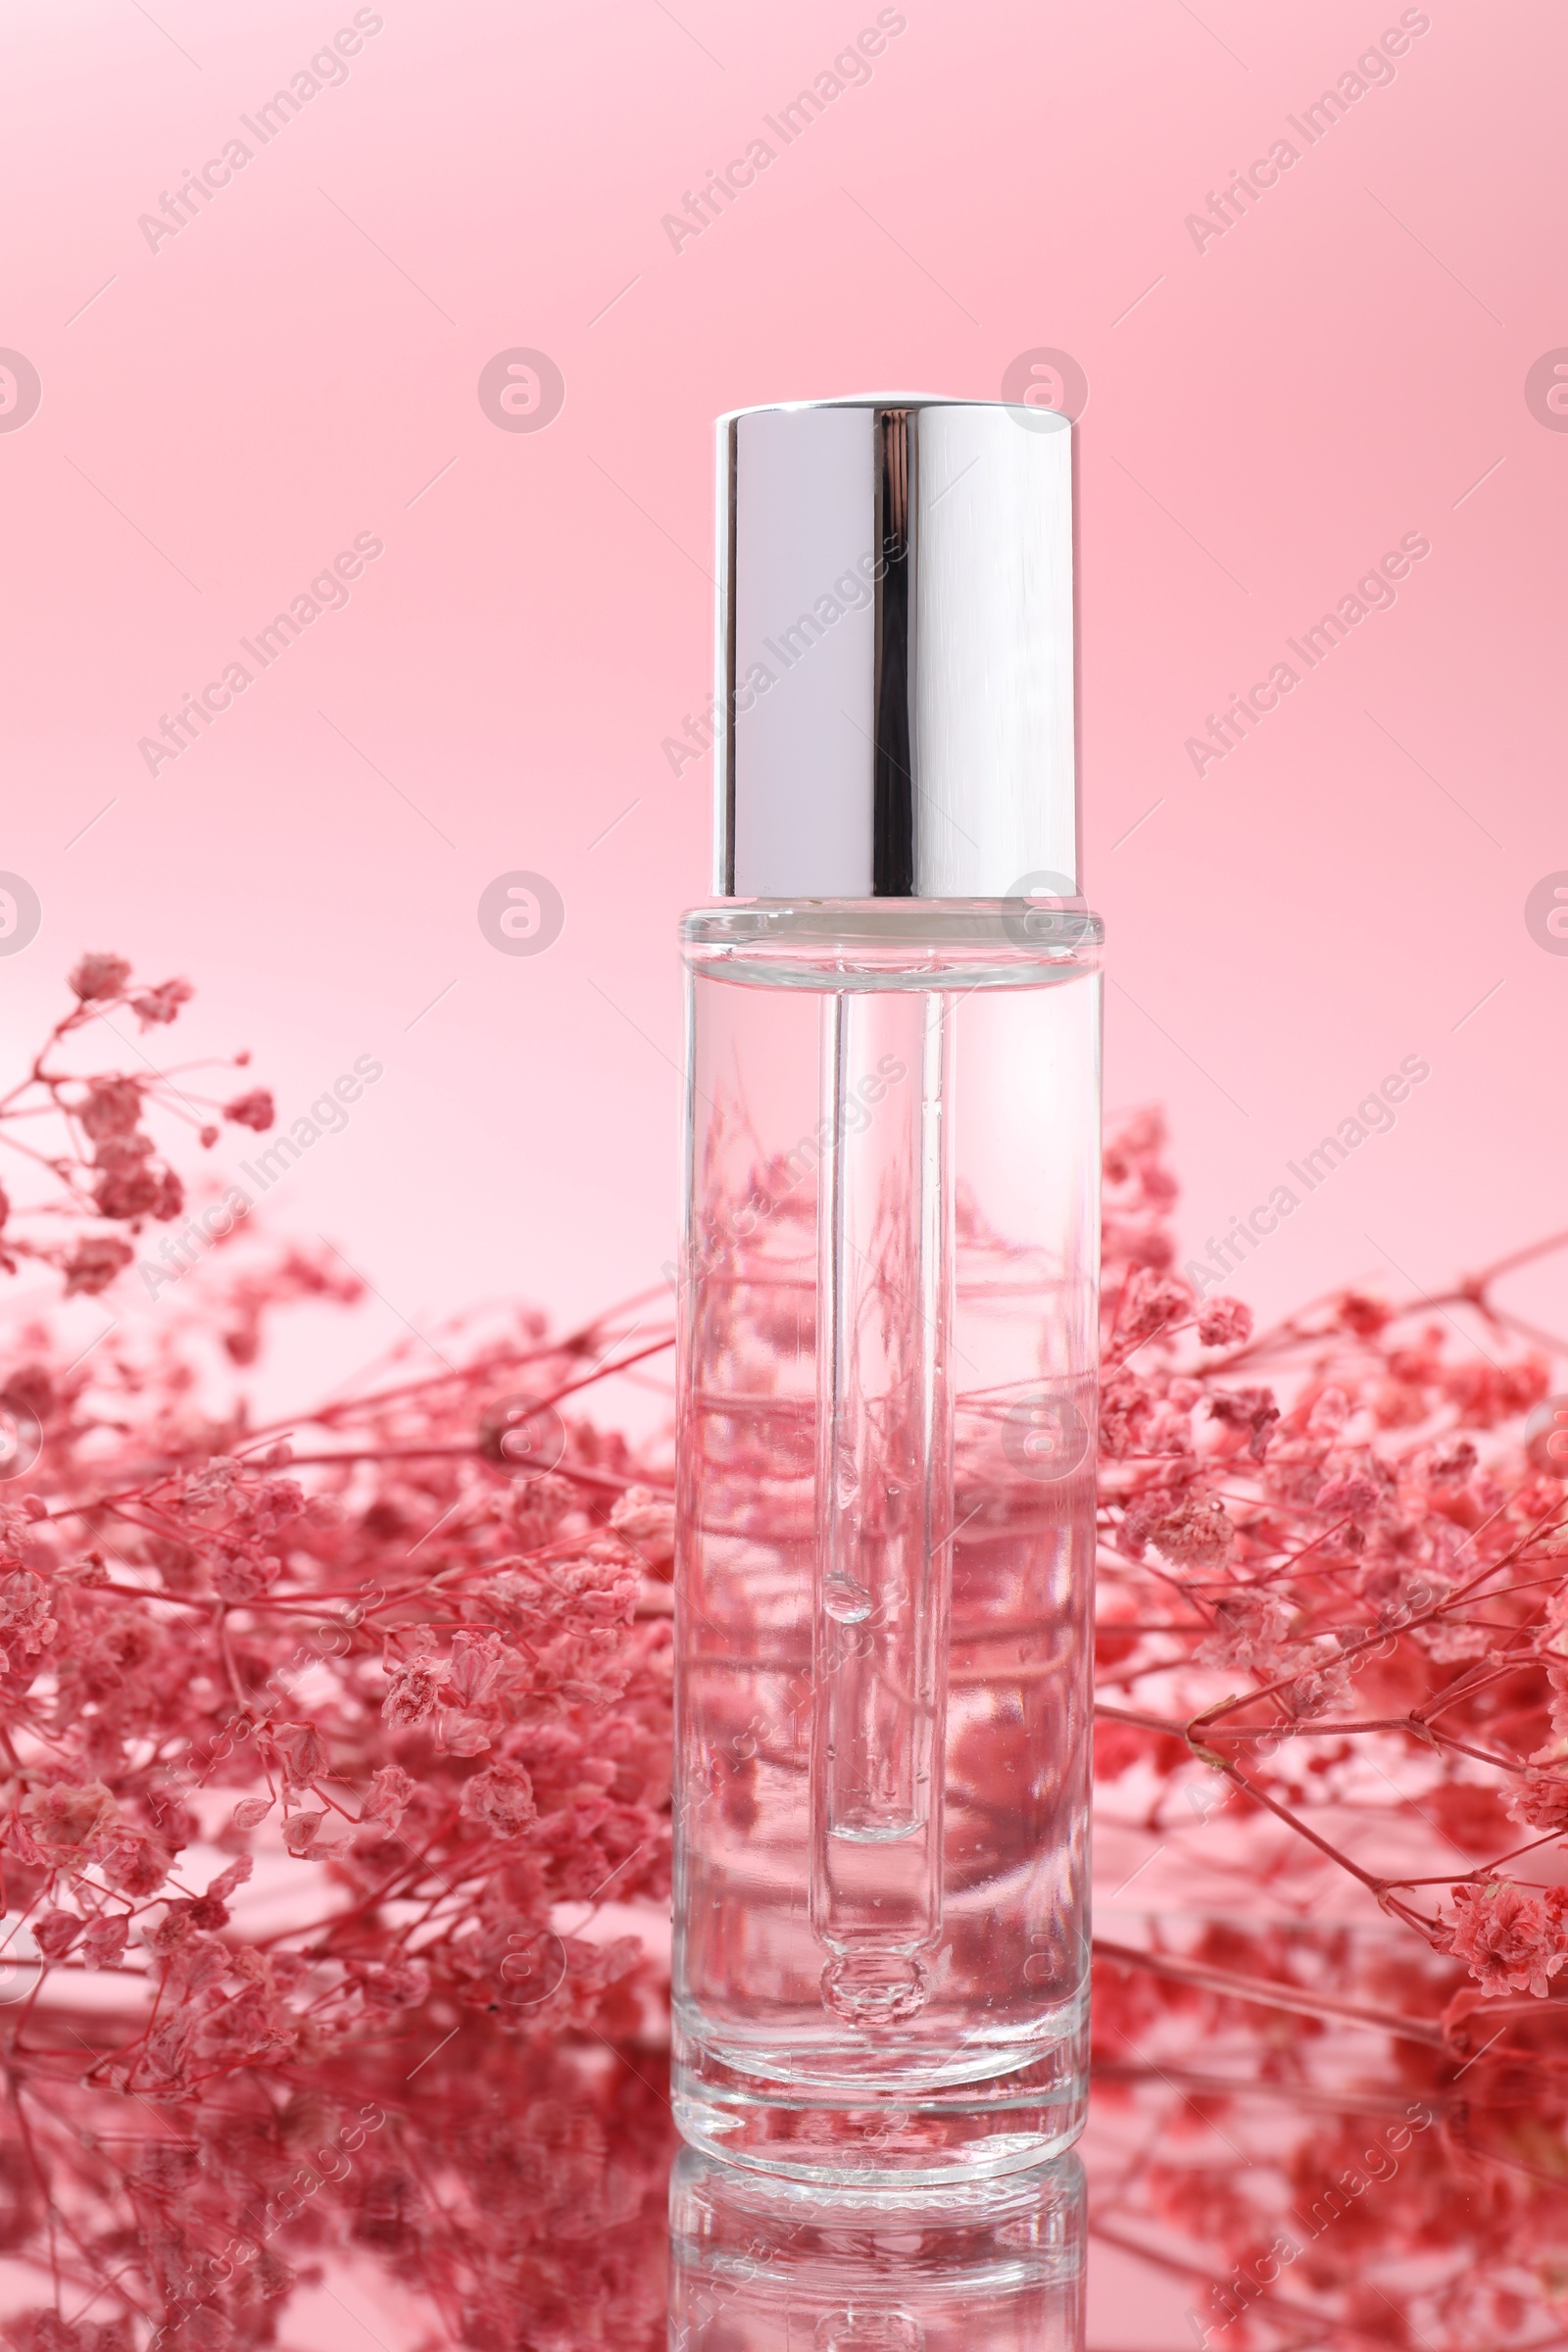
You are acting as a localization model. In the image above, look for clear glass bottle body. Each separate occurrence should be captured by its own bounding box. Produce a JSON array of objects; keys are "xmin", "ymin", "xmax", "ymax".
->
[
  {"xmin": 672, "ymin": 904, "xmax": 1101, "ymax": 2183},
  {"xmin": 668, "ymin": 2143, "xmax": 1086, "ymax": 2349}
]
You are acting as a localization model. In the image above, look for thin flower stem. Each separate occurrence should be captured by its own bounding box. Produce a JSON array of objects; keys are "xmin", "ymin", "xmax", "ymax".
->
[{"xmin": 1093, "ymin": 1936, "xmax": 1446, "ymax": 2043}]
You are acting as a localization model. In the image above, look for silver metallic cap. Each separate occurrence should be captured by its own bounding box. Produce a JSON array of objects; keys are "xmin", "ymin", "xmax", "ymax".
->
[{"xmin": 715, "ymin": 396, "xmax": 1079, "ymax": 900}]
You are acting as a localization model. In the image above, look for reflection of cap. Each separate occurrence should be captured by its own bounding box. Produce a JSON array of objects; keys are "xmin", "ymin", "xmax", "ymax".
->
[{"xmin": 715, "ymin": 397, "xmax": 1079, "ymax": 901}]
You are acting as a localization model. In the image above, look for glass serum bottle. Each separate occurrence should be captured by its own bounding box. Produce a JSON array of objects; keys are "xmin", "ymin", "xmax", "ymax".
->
[{"xmin": 672, "ymin": 398, "xmax": 1101, "ymax": 2182}]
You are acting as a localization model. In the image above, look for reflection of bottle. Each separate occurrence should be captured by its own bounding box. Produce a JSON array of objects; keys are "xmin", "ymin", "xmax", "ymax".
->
[
  {"xmin": 669, "ymin": 2142, "xmax": 1087, "ymax": 2349},
  {"xmin": 672, "ymin": 400, "xmax": 1101, "ymax": 2180}
]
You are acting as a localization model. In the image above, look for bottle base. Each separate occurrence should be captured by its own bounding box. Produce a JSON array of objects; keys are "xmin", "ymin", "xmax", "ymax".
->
[{"xmin": 671, "ymin": 2022, "xmax": 1087, "ymax": 2185}]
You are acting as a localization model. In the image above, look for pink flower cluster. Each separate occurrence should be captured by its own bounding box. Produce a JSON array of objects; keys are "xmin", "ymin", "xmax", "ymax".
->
[
  {"xmin": 0, "ymin": 976, "xmax": 1564, "ymax": 2349},
  {"xmin": 0, "ymin": 962, "xmax": 676, "ymax": 2350},
  {"xmin": 0, "ymin": 953, "xmax": 273, "ymax": 1297},
  {"xmin": 1091, "ymin": 1106, "xmax": 1568, "ymax": 2349}
]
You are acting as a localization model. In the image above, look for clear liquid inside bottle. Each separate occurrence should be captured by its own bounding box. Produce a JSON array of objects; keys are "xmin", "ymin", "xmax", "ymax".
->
[{"xmin": 673, "ymin": 903, "xmax": 1101, "ymax": 2183}]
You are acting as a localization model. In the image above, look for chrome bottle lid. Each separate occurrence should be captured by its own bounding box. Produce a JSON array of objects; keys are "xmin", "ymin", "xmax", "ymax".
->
[{"xmin": 715, "ymin": 395, "xmax": 1079, "ymax": 902}]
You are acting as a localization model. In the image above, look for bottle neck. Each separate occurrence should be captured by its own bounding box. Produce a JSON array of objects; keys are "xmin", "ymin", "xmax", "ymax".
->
[{"xmin": 680, "ymin": 900, "xmax": 1102, "ymax": 991}]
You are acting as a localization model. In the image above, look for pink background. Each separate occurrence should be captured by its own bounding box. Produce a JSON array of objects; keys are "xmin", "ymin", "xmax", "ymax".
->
[
  {"xmin": 3, "ymin": 0, "xmax": 1565, "ymax": 1363},
  {"xmin": 1, "ymin": 1, "xmax": 1562, "ymax": 2336}
]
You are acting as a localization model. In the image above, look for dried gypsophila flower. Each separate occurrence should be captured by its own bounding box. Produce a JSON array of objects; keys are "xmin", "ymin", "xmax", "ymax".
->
[{"xmin": 5, "ymin": 1013, "xmax": 1568, "ymax": 2349}]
